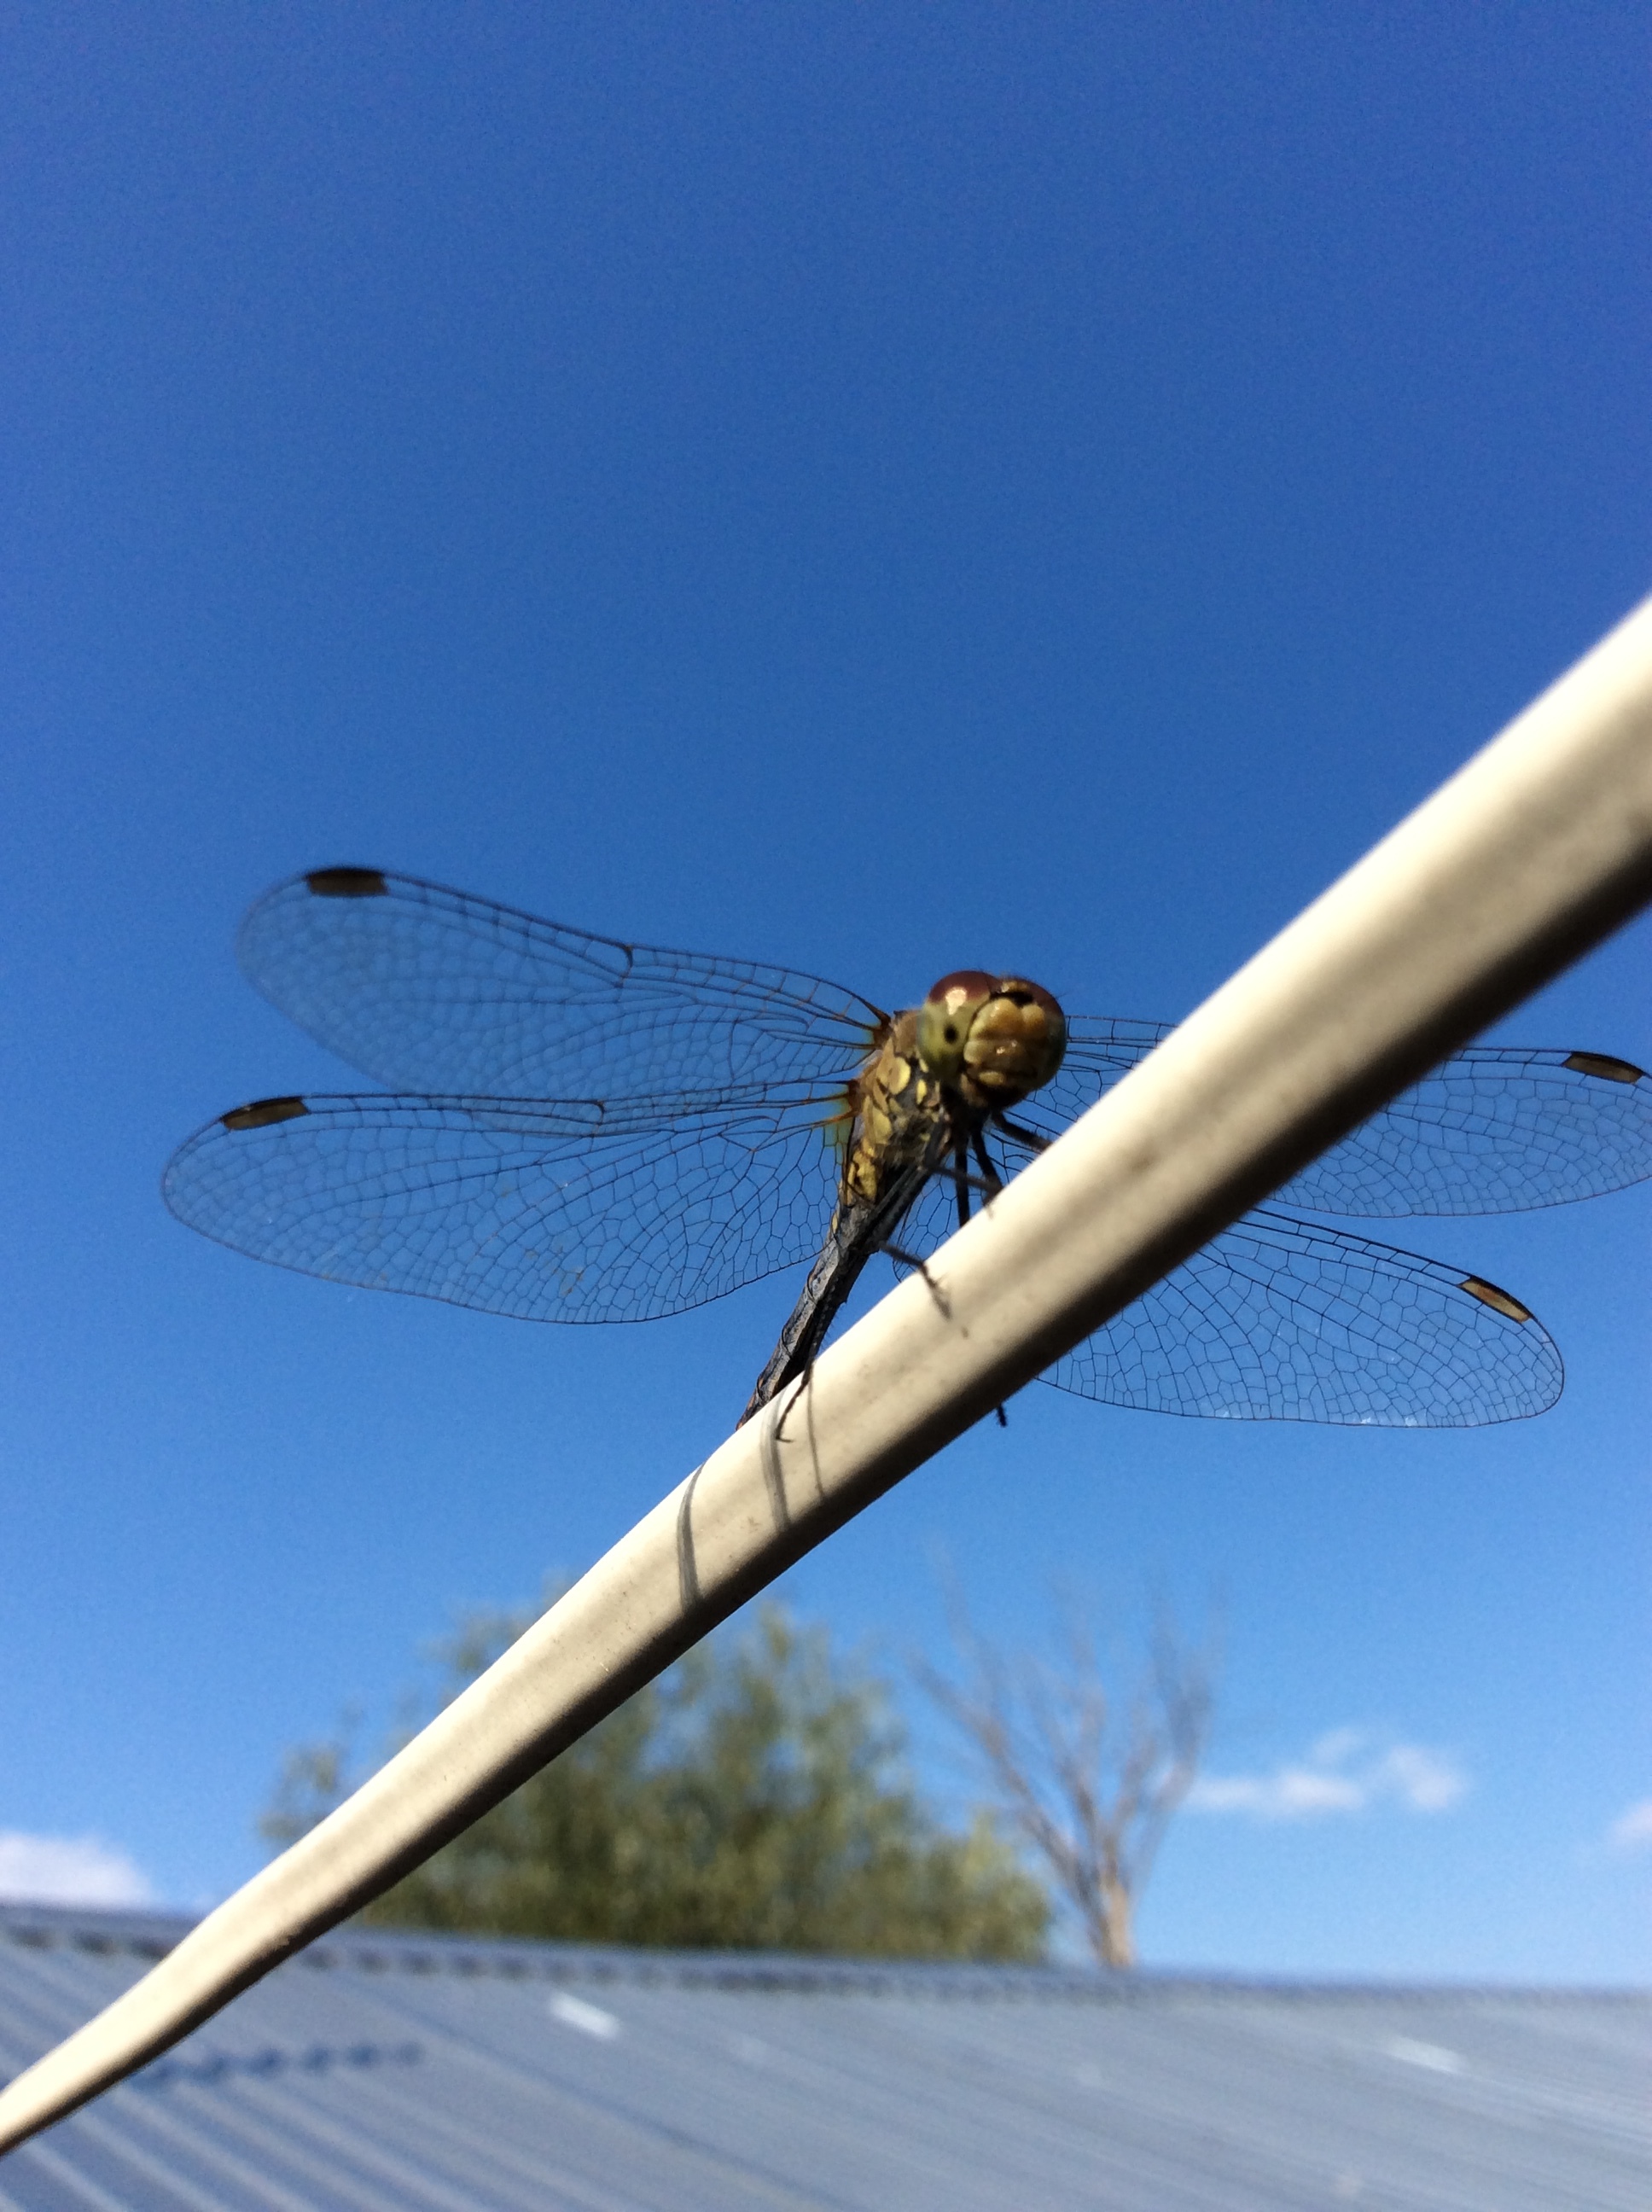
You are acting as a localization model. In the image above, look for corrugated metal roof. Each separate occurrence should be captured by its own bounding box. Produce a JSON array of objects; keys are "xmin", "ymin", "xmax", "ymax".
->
[{"xmin": 0, "ymin": 1905, "xmax": 1644, "ymax": 2210}]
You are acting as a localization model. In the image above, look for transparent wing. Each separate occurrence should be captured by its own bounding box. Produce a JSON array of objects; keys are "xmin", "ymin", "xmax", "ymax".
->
[
  {"xmin": 895, "ymin": 1150, "xmax": 1560, "ymax": 1428},
  {"xmin": 236, "ymin": 869, "xmax": 883, "ymax": 1103},
  {"xmin": 1049, "ymin": 1211, "xmax": 1560, "ymax": 1426},
  {"xmin": 1274, "ymin": 1047, "xmax": 1652, "ymax": 1214},
  {"xmin": 1005, "ymin": 1020, "xmax": 1172, "ymax": 1144},
  {"xmin": 1021, "ymin": 1027, "xmax": 1652, "ymax": 1215},
  {"xmin": 162, "ymin": 1090, "xmax": 842, "ymax": 1324}
]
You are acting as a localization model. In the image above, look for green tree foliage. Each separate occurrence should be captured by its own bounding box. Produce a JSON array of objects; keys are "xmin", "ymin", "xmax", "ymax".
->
[{"xmin": 262, "ymin": 1604, "xmax": 1050, "ymax": 1963}]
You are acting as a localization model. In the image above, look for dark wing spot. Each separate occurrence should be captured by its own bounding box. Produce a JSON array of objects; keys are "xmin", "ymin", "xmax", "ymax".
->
[
  {"xmin": 222, "ymin": 1097, "xmax": 310, "ymax": 1132},
  {"xmin": 305, "ymin": 868, "xmax": 387, "ymax": 899},
  {"xmin": 1564, "ymin": 1050, "xmax": 1644, "ymax": 1085},
  {"xmin": 1461, "ymin": 1276, "xmax": 1532, "ymax": 1324}
]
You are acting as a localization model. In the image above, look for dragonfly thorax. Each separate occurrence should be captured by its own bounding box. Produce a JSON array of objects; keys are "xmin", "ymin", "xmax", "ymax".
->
[
  {"xmin": 916, "ymin": 969, "xmax": 1067, "ymax": 1110},
  {"xmin": 842, "ymin": 1010, "xmax": 945, "ymax": 1204}
]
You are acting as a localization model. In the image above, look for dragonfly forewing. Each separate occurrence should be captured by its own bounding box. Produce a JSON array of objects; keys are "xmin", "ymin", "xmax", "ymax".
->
[
  {"xmin": 237, "ymin": 869, "xmax": 883, "ymax": 1103},
  {"xmin": 1274, "ymin": 1047, "xmax": 1652, "ymax": 1215},
  {"xmin": 1033, "ymin": 1030, "xmax": 1652, "ymax": 1216}
]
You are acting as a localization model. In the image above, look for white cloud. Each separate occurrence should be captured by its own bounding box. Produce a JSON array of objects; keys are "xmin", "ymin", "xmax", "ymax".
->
[
  {"xmin": 1191, "ymin": 1768, "xmax": 1365, "ymax": 1818},
  {"xmin": 0, "ymin": 1831, "xmax": 155, "ymax": 1908},
  {"xmin": 1187, "ymin": 1729, "xmax": 1469, "ymax": 1823},
  {"xmin": 1605, "ymin": 1798, "xmax": 1652, "ymax": 1854},
  {"xmin": 1372, "ymin": 1743, "xmax": 1468, "ymax": 1813}
]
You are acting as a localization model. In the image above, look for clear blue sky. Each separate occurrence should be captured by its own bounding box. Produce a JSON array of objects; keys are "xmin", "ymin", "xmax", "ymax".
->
[{"xmin": 3, "ymin": 4, "xmax": 1648, "ymax": 1980}]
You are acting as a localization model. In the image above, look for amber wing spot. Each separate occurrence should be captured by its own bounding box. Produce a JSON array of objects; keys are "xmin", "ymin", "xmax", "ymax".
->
[
  {"xmin": 1563, "ymin": 1050, "xmax": 1645, "ymax": 1085},
  {"xmin": 305, "ymin": 867, "xmax": 388, "ymax": 899},
  {"xmin": 222, "ymin": 1097, "xmax": 310, "ymax": 1132},
  {"xmin": 1460, "ymin": 1276, "xmax": 1532, "ymax": 1324}
]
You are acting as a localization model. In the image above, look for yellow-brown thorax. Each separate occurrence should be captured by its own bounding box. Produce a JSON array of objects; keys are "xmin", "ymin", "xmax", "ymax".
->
[{"xmin": 841, "ymin": 974, "xmax": 1067, "ymax": 1205}]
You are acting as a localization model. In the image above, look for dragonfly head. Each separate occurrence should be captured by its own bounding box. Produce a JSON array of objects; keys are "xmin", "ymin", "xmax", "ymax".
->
[{"xmin": 916, "ymin": 971, "xmax": 1067, "ymax": 1109}]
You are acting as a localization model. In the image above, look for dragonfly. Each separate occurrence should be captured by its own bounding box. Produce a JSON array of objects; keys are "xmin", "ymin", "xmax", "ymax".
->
[{"xmin": 162, "ymin": 867, "xmax": 1652, "ymax": 1429}]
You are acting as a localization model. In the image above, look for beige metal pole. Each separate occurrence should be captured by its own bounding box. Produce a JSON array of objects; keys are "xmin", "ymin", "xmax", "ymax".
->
[{"xmin": 6, "ymin": 595, "xmax": 1652, "ymax": 2153}]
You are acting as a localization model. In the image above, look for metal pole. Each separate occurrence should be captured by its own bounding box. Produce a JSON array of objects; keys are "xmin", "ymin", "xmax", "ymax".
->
[{"xmin": 6, "ymin": 597, "xmax": 1652, "ymax": 2153}]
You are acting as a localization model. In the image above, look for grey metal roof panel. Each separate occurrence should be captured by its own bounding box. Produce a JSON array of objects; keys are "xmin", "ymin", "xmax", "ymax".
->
[{"xmin": 0, "ymin": 1907, "xmax": 1645, "ymax": 2210}]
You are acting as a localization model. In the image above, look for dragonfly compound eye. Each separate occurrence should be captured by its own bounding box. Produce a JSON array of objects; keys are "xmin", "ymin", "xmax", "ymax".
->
[
  {"xmin": 917, "ymin": 972, "xmax": 1067, "ymax": 1103},
  {"xmin": 917, "ymin": 972, "xmax": 999, "ymax": 1083}
]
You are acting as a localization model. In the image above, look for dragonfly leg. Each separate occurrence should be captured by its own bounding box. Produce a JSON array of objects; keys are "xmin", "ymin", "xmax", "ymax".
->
[
  {"xmin": 971, "ymin": 1127, "xmax": 1004, "ymax": 1197},
  {"xmin": 933, "ymin": 1167, "xmax": 999, "ymax": 1199},
  {"xmin": 873, "ymin": 1240, "xmax": 953, "ymax": 1318},
  {"xmin": 968, "ymin": 1131, "xmax": 1011, "ymax": 1424},
  {"xmin": 992, "ymin": 1111, "xmax": 1051, "ymax": 1154},
  {"xmin": 933, "ymin": 1128, "xmax": 1008, "ymax": 1425}
]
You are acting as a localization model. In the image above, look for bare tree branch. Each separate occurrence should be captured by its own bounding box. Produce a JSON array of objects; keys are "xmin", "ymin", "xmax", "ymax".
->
[{"xmin": 917, "ymin": 1588, "xmax": 1219, "ymax": 1970}]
